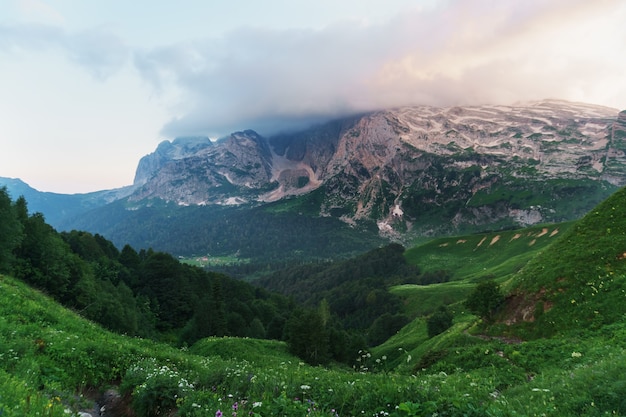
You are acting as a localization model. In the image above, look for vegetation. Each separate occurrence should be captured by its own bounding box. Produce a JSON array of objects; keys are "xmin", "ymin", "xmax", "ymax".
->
[
  {"xmin": 403, "ymin": 222, "xmax": 572, "ymax": 282},
  {"xmin": 0, "ymin": 187, "xmax": 296, "ymax": 346},
  {"xmin": 60, "ymin": 197, "xmax": 385, "ymax": 268},
  {"xmin": 2, "ymin": 185, "xmax": 626, "ymax": 416},
  {"xmin": 464, "ymin": 280, "xmax": 504, "ymax": 323}
]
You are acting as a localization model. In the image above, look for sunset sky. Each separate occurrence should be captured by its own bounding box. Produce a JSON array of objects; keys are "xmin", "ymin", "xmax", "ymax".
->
[{"xmin": 1, "ymin": 0, "xmax": 625, "ymax": 193}]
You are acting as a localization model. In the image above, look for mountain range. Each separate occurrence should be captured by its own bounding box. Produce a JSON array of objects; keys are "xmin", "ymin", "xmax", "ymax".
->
[{"xmin": 2, "ymin": 99, "xmax": 625, "ymax": 261}]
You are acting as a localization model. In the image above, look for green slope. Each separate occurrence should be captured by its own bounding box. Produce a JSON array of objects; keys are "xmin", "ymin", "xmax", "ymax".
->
[
  {"xmin": 368, "ymin": 190, "xmax": 626, "ymax": 415},
  {"xmin": 7, "ymin": 264, "xmax": 626, "ymax": 416},
  {"xmin": 500, "ymin": 186, "xmax": 626, "ymax": 338},
  {"xmin": 4, "ymin": 187, "xmax": 626, "ymax": 416},
  {"xmin": 404, "ymin": 222, "xmax": 573, "ymax": 282}
]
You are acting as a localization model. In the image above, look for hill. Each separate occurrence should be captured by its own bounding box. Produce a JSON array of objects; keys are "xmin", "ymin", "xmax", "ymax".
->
[
  {"xmin": 366, "ymin": 188, "xmax": 626, "ymax": 415},
  {"xmin": 404, "ymin": 222, "xmax": 574, "ymax": 283},
  {"xmin": 498, "ymin": 185, "xmax": 626, "ymax": 338},
  {"xmin": 2, "ymin": 261, "xmax": 625, "ymax": 416},
  {"xmin": 0, "ymin": 176, "xmax": 134, "ymax": 230},
  {"xmin": 2, "ymin": 186, "xmax": 626, "ymax": 415}
]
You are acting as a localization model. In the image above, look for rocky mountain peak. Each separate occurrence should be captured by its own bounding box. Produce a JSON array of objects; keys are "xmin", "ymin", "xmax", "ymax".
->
[
  {"xmin": 128, "ymin": 100, "xmax": 626, "ymax": 236},
  {"xmin": 134, "ymin": 136, "xmax": 212, "ymax": 185}
]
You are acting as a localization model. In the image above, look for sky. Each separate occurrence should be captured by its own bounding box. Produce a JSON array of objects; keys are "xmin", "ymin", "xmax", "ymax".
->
[{"xmin": 1, "ymin": 0, "xmax": 626, "ymax": 194}]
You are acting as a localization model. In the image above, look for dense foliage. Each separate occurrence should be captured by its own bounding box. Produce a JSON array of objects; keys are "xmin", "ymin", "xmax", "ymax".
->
[
  {"xmin": 256, "ymin": 243, "xmax": 423, "ymax": 344},
  {"xmin": 2, "ymin": 186, "xmax": 457, "ymax": 366},
  {"xmin": 2, "ymin": 183, "xmax": 626, "ymax": 416},
  {"xmin": 0, "ymin": 187, "xmax": 295, "ymax": 346},
  {"xmin": 60, "ymin": 198, "xmax": 385, "ymax": 265},
  {"xmin": 464, "ymin": 280, "xmax": 504, "ymax": 323}
]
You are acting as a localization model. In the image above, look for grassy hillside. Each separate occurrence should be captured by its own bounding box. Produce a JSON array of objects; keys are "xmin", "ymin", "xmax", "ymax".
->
[
  {"xmin": 0, "ymin": 273, "xmax": 527, "ymax": 416},
  {"xmin": 3, "ymin": 238, "xmax": 626, "ymax": 417},
  {"xmin": 497, "ymin": 186, "xmax": 626, "ymax": 339},
  {"xmin": 366, "ymin": 190, "xmax": 626, "ymax": 415},
  {"xmin": 404, "ymin": 222, "xmax": 573, "ymax": 282},
  {"xmin": 3, "ymin": 187, "xmax": 626, "ymax": 416}
]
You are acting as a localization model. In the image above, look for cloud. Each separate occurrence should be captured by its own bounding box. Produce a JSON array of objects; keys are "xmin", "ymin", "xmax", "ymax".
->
[
  {"xmin": 0, "ymin": 23, "xmax": 129, "ymax": 80},
  {"xmin": 17, "ymin": 0, "xmax": 66, "ymax": 26},
  {"xmin": 132, "ymin": 0, "xmax": 626, "ymax": 139},
  {"xmin": 66, "ymin": 29, "xmax": 129, "ymax": 80}
]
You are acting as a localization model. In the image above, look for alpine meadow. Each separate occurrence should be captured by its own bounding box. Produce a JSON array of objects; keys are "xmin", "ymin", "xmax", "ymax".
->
[
  {"xmin": 2, "ymin": 168, "xmax": 626, "ymax": 415},
  {"xmin": 3, "ymin": 2, "xmax": 626, "ymax": 415}
]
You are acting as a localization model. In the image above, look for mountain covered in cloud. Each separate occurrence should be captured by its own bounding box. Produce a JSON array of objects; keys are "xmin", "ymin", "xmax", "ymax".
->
[
  {"xmin": 129, "ymin": 99, "xmax": 626, "ymax": 237},
  {"xmin": 4, "ymin": 99, "xmax": 625, "ymax": 259}
]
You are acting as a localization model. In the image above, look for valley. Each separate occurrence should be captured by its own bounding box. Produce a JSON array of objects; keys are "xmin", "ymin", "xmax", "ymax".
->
[
  {"xmin": 1, "ymin": 100, "xmax": 626, "ymax": 416},
  {"xmin": 1, "ymin": 184, "xmax": 626, "ymax": 416},
  {"xmin": 3, "ymin": 100, "xmax": 625, "ymax": 270}
]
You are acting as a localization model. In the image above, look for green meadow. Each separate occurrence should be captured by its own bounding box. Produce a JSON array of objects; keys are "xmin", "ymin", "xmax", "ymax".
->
[{"xmin": 2, "ymin": 186, "xmax": 626, "ymax": 415}]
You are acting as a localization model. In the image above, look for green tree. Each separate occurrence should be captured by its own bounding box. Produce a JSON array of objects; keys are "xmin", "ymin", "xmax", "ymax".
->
[
  {"xmin": 210, "ymin": 276, "xmax": 228, "ymax": 337},
  {"xmin": 13, "ymin": 210, "xmax": 80, "ymax": 301},
  {"xmin": 465, "ymin": 280, "xmax": 504, "ymax": 323},
  {"xmin": 247, "ymin": 317, "xmax": 266, "ymax": 339},
  {"xmin": 367, "ymin": 313, "xmax": 409, "ymax": 346},
  {"xmin": 426, "ymin": 305, "xmax": 454, "ymax": 337},
  {"xmin": 285, "ymin": 308, "xmax": 330, "ymax": 365},
  {"xmin": 0, "ymin": 188, "xmax": 23, "ymax": 272}
]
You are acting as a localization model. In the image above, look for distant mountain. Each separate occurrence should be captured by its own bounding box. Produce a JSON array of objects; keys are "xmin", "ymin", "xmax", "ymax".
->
[
  {"xmin": 0, "ymin": 177, "xmax": 135, "ymax": 229},
  {"xmin": 5, "ymin": 100, "xmax": 626, "ymax": 260},
  {"xmin": 126, "ymin": 100, "xmax": 626, "ymax": 236}
]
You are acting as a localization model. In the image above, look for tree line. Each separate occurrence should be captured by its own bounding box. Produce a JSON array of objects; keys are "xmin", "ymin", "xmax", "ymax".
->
[
  {"xmin": 0, "ymin": 186, "xmax": 465, "ymax": 366},
  {"xmin": 0, "ymin": 187, "xmax": 294, "ymax": 345}
]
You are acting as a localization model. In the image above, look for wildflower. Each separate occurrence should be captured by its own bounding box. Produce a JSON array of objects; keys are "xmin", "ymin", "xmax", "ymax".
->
[
  {"xmin": 233, "ymin": 402, "xmax": 238, "ymax": 411},
  {"xmin": 252, "ymin": 402, "xmax": 262, "ymax": 408},
  {"xmin": 571, "ymin": 351, "xmax": 582, "ymax": 358},
  {"xmin": 300, "ymin": 384, "xmax": 311, "ymax": 390},
  {"xmin": 216, "ymin": 410, "xmax": 223, "ymax": 417}
]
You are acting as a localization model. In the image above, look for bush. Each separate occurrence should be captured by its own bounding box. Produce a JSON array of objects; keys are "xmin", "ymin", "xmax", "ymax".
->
[
  {"xmin": 465, "ymin": 280, "xmax": 504, "ymax": 322},
  {"xmin": 426, "ymin": 306, "xmax": 454, "ymax": 337},
  {"xmin": 121, "ymin": 358, "xmax": 194, "ymax": 417}
]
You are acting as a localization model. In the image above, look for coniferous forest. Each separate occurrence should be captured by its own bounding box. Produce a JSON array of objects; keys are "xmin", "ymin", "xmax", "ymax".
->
[{"xmin": 0, "ymin": 187, "xmax": 424, "ymax": 365}]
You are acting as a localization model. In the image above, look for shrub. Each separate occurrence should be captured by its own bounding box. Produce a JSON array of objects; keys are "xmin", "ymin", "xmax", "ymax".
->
[
  {"xmin": 121, "ymin": 358, "xmax": 193, "ymax": 416},
  {"xmin": 426, "ymin": 306, "xmax": 454, "ymax": 338},
  {"xmin": 465, "ymin": 280, "xmax": 504, "ymax": 322}
]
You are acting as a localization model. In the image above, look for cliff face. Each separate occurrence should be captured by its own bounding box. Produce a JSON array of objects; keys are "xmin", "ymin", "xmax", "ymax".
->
[{"xmin": 130, "ymin": 100, "xmax": 625, "ymax": 235}]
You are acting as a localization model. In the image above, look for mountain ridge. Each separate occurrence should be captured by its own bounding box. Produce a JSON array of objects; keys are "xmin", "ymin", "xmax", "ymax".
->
[
  {"xmin": 129, "ymin": 99, "xmax": 624, "ymax": 235},
  {"xmin": 3, "ymin": 99, "xmax": 625, "ymax": 258}
]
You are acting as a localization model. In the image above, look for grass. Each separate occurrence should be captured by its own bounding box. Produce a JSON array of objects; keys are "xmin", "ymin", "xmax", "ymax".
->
[
  {"xmin": 404, "ymin": 223, "xmax": 572, "ymax": 282},
  {"xmin": 4, "ymin": 188, "xmax": 626, "ymax": 415},
  {"xmin": 2, "ymin": 264, "xmax": 626, "ymax": 416},
  {"xmin": 390, "ymin": 281, "xmax": 474, "ymax": 317}
]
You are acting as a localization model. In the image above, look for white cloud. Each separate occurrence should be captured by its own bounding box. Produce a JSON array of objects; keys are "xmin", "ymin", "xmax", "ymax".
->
[
  {"xmin": 0, "ymin": 23, "xmax": 129, "ymax": 81},
  {"xmin": 17, "ymin": 0, "xmax": 66, "ymax": 26},
  {"xmin": 134, "ymin": 0, "xmax": 626, "ymax": 138},
  {"xmin": 1, "ymin": 0, "xmax": 625, "ymax": 193}
]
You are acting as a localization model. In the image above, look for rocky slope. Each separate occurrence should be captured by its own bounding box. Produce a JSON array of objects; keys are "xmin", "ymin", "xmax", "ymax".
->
[{"xmin": 130, "ymin": 100, "xmax": 625, "ymax": 237}]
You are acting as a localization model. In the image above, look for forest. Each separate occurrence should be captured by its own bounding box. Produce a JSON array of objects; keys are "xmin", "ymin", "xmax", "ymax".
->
[{"xmin": 0, "ymin": 187, "xmax": 441, "ymax": 365}]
